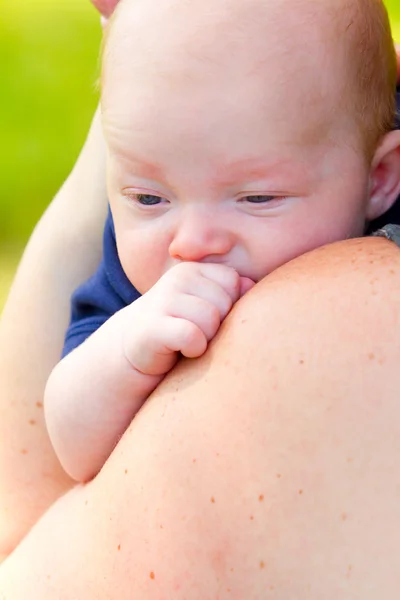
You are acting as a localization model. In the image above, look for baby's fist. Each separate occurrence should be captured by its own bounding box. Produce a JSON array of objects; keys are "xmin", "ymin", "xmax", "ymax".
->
[{"xmin": 123, "ymin": 262, "xmax": 253, "ymax": 376}]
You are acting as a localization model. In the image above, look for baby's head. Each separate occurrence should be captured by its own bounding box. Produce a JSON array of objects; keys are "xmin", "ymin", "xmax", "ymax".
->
[{"xmin": 101, "ymin": 0, "xmax": 400, "ymax": 292}]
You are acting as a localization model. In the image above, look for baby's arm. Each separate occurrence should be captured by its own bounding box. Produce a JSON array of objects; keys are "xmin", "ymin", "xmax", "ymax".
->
[{"xmin": 44, "ymin": 262, "xmax": 254, "ymax": 483}]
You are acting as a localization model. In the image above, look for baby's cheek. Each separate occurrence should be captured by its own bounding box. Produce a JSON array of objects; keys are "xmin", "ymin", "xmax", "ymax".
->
[
  {"xmin": 117, "ymin": 235, "xmax": 168, "ymax": 295},
  {"xmin": 254, "ymin": 217, "xmax": 358, "ymax": 280}
]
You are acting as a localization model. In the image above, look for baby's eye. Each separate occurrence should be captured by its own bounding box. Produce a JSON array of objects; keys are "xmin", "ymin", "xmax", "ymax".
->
[
  {"xmin": 134, "ymin": 194, "xmax": 165, "ymax": 206},
  {"xmin": 244, "ymin": 195, "xmax": 277, "ymax": 204}
]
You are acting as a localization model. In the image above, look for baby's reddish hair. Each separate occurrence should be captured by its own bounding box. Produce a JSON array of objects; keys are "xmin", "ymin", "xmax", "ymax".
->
[{"xmin": 339, "ymin": 0, "xmax": 397, "ymax": 159}]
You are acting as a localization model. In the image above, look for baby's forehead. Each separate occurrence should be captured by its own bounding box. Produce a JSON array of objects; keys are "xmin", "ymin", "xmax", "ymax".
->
[
  {"xmin": 102, "ymin": 0, "xmax": 359, "ymax": 150},
  {"xmin": 104, "ymin": 0, "xmax": 344, "ymax": 78}
]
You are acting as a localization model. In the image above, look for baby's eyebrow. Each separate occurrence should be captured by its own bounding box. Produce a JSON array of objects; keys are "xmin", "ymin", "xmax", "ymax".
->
[
  {"xmin": 214, "ymin": 157, "xmax": 310, "ymax": 186},
  {"xmin": 112, "ymin": 152, "xmax": 166, "ymax": 180},
  {"xmin": 112, "ymin": 151, "xmax": 311, "ymax": 188}
]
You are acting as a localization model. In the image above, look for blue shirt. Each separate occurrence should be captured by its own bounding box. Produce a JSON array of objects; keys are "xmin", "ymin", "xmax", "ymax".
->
[
  {"xmin": 62, "ymin": 210, "xmax": 141, "ymax": 356},
  {"xmin": 63, "ymin": 91, "xmax": 400, "ymax": 357}
]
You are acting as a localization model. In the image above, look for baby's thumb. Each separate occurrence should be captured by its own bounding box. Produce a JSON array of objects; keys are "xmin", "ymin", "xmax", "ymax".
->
[{"xmin": 239, "ymin": 276, "xmax": 256, "ymax": 297}]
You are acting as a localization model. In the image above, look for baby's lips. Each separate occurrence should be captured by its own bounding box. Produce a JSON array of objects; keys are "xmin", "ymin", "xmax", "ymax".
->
[{"xmin": 239, "ymin": 276, "xmax": 256, "ymax": 297}]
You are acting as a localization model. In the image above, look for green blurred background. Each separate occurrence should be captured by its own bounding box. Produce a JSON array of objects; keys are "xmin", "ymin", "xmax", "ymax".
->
[{"xmin": 1, "ymin": 0, "xmax": 400, "ymax": 310}]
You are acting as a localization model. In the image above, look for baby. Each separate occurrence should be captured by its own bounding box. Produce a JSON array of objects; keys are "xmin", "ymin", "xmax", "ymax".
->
[{"xmin": 44, "ymin": 0, "xmax": 400, "ymax": 482}]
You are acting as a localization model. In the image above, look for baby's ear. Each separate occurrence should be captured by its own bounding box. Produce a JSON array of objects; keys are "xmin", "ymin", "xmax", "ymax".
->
[{"xmin": 367, "ymin": 130, "xmax": 400, "ymax": 221}]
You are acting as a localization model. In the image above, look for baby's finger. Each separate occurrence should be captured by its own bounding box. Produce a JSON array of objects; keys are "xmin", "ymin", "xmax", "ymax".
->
[
  {"xmin": 178, "ymin": 275, "xmax": 235, "ymax": 322},
  {"xmin": 169, "ymin": 295, "xmax": 223, "ymax": 342},
  {"xmin": 239, "ymin": 276, "xmax": 256, "ymax": 297},
  {"xmin": 157, "ymin": 317, "xmax": 208, "ymax": 359},
  {"xmin": 197, "ymin": 263, "xmax": 241, "ymax": 303}
]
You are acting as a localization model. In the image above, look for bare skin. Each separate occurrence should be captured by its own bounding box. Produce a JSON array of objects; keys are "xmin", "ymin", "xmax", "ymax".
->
[
  {"xmin": 0, "ymin": 109, "xmax": 108, "ymax": 557},
  {"xmin": 0, "ymin": 236, "xmax": 400, "ymax": 597},
  {"xmin": 0, "ymin": 0, "xmax": 399, "ymax": 573},
  {"xmin": 45, "ymin": 0, "xmax": 400, "ymax": 488}
]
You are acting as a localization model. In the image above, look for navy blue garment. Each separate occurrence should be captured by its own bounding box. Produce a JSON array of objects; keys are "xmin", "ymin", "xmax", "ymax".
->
[
  {"xmin": 62, "ymin": 209, "xmax": 141, "ymax": 356},
  {"xmin": 63, "ymin": 89, "xmax": 400, "ymax": 357}
]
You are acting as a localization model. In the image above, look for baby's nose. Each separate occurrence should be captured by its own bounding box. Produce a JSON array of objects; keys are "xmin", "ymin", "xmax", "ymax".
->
[{"xmin": 169, "ymin": 211, "xmax": 234, "ymax": 262}]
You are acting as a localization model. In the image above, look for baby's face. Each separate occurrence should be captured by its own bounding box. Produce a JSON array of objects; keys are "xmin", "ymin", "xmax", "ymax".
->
[{"xmin": 102, "ymin": 0, "xmax": 380, "ymax": 293}]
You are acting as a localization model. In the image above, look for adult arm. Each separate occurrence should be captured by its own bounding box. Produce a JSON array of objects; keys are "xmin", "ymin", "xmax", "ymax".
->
[
  {"xmin": 0, "ymin": 108, "xmax": 108, "ymax": 557},
  {"xmin": 1, "ymin": 236, "xmax": 400, "ymax": 598},
  {"xmin": 44, "ymin": 262, "xmax": 247, "ymax": 483}
]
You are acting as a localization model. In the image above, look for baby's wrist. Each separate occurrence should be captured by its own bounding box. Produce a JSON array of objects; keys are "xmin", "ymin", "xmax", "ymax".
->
[
  {"xmin": 113, "ymin": 309, "xmax": 174, "ymax": 379},
  {"xmin": 123, "ymin": 340, "xmax": 178, "ymax": 379}
]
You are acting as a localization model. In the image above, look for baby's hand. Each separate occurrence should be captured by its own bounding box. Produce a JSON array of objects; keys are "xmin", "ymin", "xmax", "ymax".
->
[{"xmin": 122, "ymin": 263, "xmax": 254, "ymax": 377}]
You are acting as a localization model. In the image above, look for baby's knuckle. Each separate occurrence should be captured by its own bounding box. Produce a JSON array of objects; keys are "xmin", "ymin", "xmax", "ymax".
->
[
  {"xmin": 206, "ymin": 304, "xmax": 222, "ymax": 333},
  {"xmin": 220, "ymin": 295, "xmax": 233, "ymax": 317},
  {"xmin": 174, "ymin": 261, "xmax": 196, "ymax": 276},
  {"xmin": 179, "ymin": 320, "xmax": 201, "ymax": 346},
  {"xmin": 225, "ymin": 267, "xmax": 240, "ymax": 287}
]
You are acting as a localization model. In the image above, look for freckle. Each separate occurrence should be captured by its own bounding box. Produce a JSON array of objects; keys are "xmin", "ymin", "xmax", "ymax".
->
[
  {"xmin": 241, "ymin": 319, "xmax": 247, "ymax": 324},
  {"xmin": 193, "ymin": 458, "xmax": 197, "ymax": 463},
  {"xmin": 149, "ymin": 571, "xmax": 155, "ymax": 580},
  {"xmin": 20, "ymin": 449, "xmax": 28, "ymax": 455},
  {"xmin": 341, "ymin": 512, "xmax": 348, "ymax": 521},
  {"xmin": 117, "ymin": 544, "xmax": 121, "ymax": 551},
  {"xmin": 390, "ymin": 269, "xmax": 395, "ymax": 275},
  {"xmin": 160, "ymin": 524, "xmax": 164, "ymax": 529},
  {"xmin": 379, "ymin": 359, "xmax": 384, "ymax": 366},
  {"xmin": 46, "ymin": 574, "xmax": 51, "ymax": 580},
  {"xmin": 347, "ymin": 564, "xmax": 353, "ymax": 578},
  {"xmin": 36, "ymin": 401, "xmax": 43, "ymax": 408},
  {"xmin": 269, "ymin": 586, "xmax": 275, "ymax": 591},
  {"xmin": 368, "ymin": 353, "xmax": 375, "ymax": 360},
  {"xmin": 211, "ymin": 497, "xmax": 215, "ymax": 503},
  {"xmin": 250, "ymin": 515, "xmax": 254, "ymax": 520},
  {"xmin": 347, "ymin": 457, "xmax": 353, "ymax": 463},
  {"xmin": 299, "ymin": 359, "xmax": 305, "ymax": 365},
  {"xmin": 259, "ymin": 494, "xmax": 264, "ymax": 502},
  {"xmin": 230, "ymin": 568, "xmax": 234, "ymax": 572},
  {"xmin": 298, "ymin": 489, "xmax": 303, "ymax": 495},
  {"xmin": 260, "ymin": 560, "xmax": 265, "ymax": 569},
  {"xmin": 28, "ymin": 419, "xmax": 36, "ymax": 425},
  {"xmin": 227, "ymin": 588, "xmax": 231, "ymax": 593},
  {"xmin": 276, "ymin": 473, "xmax": 281, "ymax": 479},
  {"xmin": 85, "ymin": 500, "xmax": 88, "ymax": 506},
  {"xmin": 124, "ymin": 469, "xmax": 128, "ymax": 474}
]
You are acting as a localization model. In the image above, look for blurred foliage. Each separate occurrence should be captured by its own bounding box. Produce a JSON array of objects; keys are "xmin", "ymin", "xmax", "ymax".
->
[
  {"xmin": 0, "ymin": 0, "xmax": 400, "ymax": 309},
  {"xmin": 0, "ymin": 0, "xmax": 101, "ymax": 249},
  {"xmin": 388, "ymin": 0, "xmax": 400, "ymax": 40}
]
